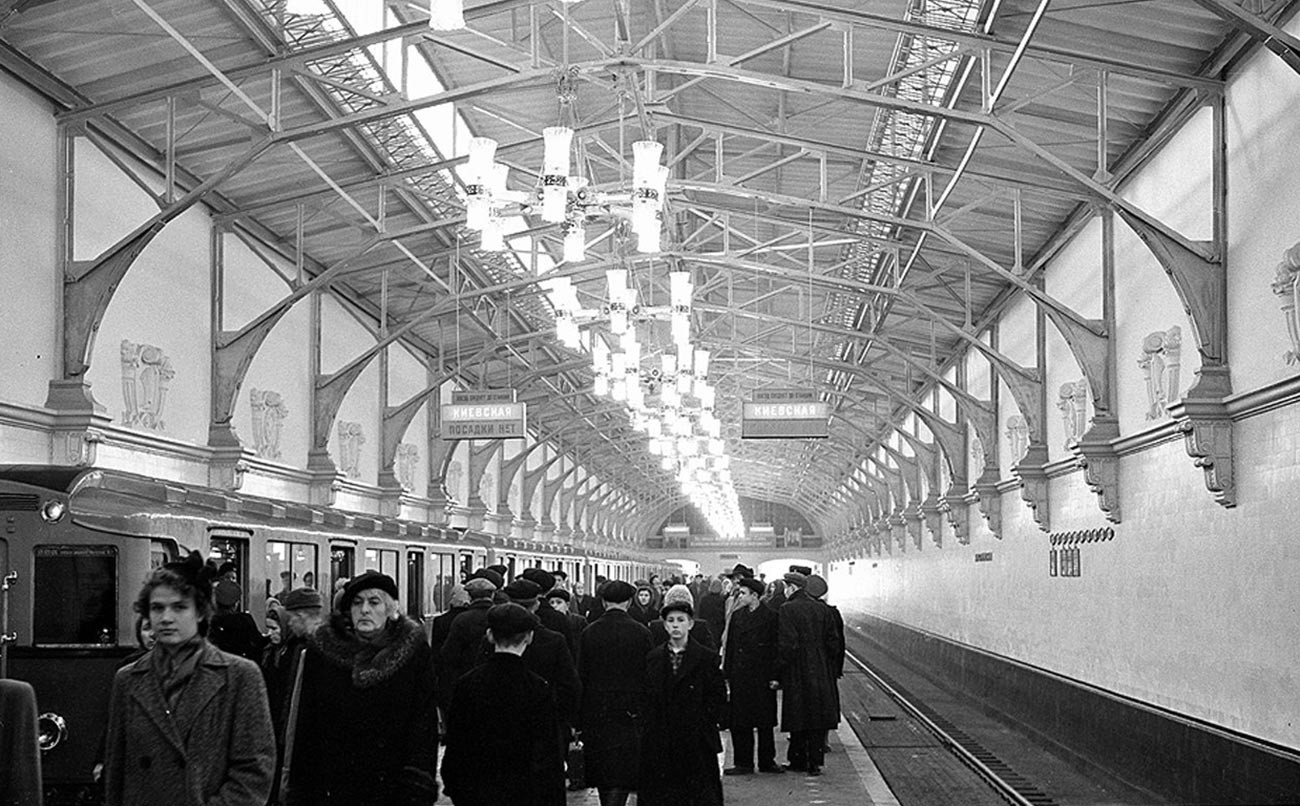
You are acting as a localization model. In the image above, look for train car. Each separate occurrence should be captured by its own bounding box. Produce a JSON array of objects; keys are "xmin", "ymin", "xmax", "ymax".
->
[{"xmin": 0, "ymin": 465, "xmax": 493, "ymax": 803}]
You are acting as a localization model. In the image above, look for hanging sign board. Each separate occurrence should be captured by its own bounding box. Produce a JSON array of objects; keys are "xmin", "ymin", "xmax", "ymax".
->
[
  {"xmin": 751, "ymin": 388, "xmax": 819, "ymax": 403},
  {"xmin": 451, "ymin": 389, "xmax": 517, "ymax": 404},
  {"xmin": 741, "ymin": 401, "xmax": 830, "ymax": 439},
  {"xmin": 441, "ymin": 395, "xmax": 527, "ymax": 439}
]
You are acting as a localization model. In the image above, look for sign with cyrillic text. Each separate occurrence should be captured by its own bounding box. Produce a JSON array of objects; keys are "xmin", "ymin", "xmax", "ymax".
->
[
  {"xmin": 440, "ymin": 402, "xmax": 527, "ymax": 439},
  {"xmin": 741, "ymin": 401, "xmax": 829, "ymax": 439}
]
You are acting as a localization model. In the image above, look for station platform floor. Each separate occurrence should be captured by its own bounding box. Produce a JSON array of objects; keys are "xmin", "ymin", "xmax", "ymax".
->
[{"xmin": 564, "ymin": 722, "xmax": 900, "ymax": 806}]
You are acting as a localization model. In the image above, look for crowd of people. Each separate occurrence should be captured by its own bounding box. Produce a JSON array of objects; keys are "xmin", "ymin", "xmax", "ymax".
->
[{"xmin": 100, "ymin": 555, "xmax": 847, "ymax": 806}]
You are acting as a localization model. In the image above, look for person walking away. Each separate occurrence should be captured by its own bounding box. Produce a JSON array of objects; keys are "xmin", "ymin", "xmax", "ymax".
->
[
  {"xmin": 522, "ymin": 567, "xmax": 578, "ymax": 659},
  {"xmin": 104, "ymin": 552, "xmax": 275, "ymax": 806},
  {"xmin": 805, "ymin": 573, "xmax": 845, "ymax": 756},
  {"xmin": 723, "ymin": 576, "xmax": 784, "ymax": 775},
  {"xmin": 638, "ymin": 599, "xmax": 726, "ymax": 806},
  {"xmin": 428, "ymin": 582, "xmax": 470, "ymax": 737},
  {"xmin": 286, "ymin": 571, "xmax": 437, "ymax": 805},
  {"xmin": 576, "ymin": 581, "xmax": 653, "ymax": 806},
  {"xmin": 776, "ymin": 572, "xmax": 840, "ymax": 776},
  {"xmin": 437, "ymin": 576, "xmax": 499, "ymax": 707},
  {"xmin": 441, "ymin": 603, "xmax": 565, "ymax": 806},
  {"xmin": 697, "ymin": 578, "xmax": 727, "ymax": 646},
  {"xmin": 262, "ymin": 587, "xmax": 323, "ymax": 804}
]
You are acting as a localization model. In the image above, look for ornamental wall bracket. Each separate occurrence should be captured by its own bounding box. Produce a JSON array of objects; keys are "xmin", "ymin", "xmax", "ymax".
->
[
  {"xmin": 920, "ymin": 493, "xmax": 944, "ymax": 548},
  {"xmin": 1012, "ymin": 442, "xmax": 1052, "ymax": 532},
  {"xmin": 903, "ymin": 502, "xmax": 924, "ymax": 549},
  {"xmin": 971, "ymin": 468, "xmax": 1002, "ymax": 539},
  {"xmin": 1273, "ymin": 242, "xmax": 1300, "ymax": 365},
  {"xmin": 940, "ymin": 487, "xmax": 970, "ymax": 545},
  {"xmin": 1166, "ymin": 364, "xmax": 1235, "ymax": 508},
  {"xmin": 1068, "ymin": 417, "xmax": 1122, "ymax": 523},
  {"xmin": 889, "ymin": 511, "xmax": 908, "ymax": 551}
]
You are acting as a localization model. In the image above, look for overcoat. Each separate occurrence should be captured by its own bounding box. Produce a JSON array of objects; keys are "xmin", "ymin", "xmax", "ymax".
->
[
  {"xmin": 776, "ymin": 589, "xmax": 842, "ymax": 732},
  {"xmin": 104, "ymin": 641, "xmax": 275, "ymax": 806},
  {"xmin": 637, "ymin": 639, "xmax": 727, "ymax": 806},
  {"xmin": 441, "ymin": 653, "xmax": 565, "ymax": 806},
  {"xmin": 576, "ymin": 608, "xmax": 653, "ymax": 790},
  {"xmin": 438, "ymin": 598, "xmax": 493, "ymax": 701},
  {"xmin": 722, "ymin": 602, "xmax": 779, "ymax": 727},
  {"xmin": 476, "ymin": 623, "xmax": 580, "ymax": 727},
  {"xmin": 647, "ymin": 619, "xmax": 716, "ymax": 651},
  {"xmin": 286, "ymin": 616, "xmax": 438, "ymax": 806}
]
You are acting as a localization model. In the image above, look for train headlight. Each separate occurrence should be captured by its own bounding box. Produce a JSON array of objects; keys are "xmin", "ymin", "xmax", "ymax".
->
[
  {"xmin": 40, "ymin": 500, "xmax": 66, "ymax": 523},
  {"xmin": 38, "ymin": 712, "xmax": 68, "ymax": 752}
]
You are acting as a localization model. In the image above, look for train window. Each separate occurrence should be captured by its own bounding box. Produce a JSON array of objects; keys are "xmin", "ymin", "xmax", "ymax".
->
[
  {"xmin": 363, "ymin": 548, "xmax": 399, "ymax": 581},
  {"xmin": 330, "ymin": 544, "xmax": 356, "ymax": 596},
  {"xmin": 265, "ymin": 541, "xmax": 319, "ymax": 604},
  {"xmin": 458, "ymin": 551, "xmax": 474, "ymax": 585},
  {"xmin": 434, "ymin": 552, "xmax": 456, "ymax": 611},
  {"xmin": 406, "ymin": 551, "xmax": 424, "ymax": 619},
  {"xmin": 207, "ymin": 530, "xmax": 250, "ymax": 606},
  {"xmin": 33, "ymin": 545, "xmax": 117, "ymax": 646},
  {"xmin": 150, "ymin": 539, "xmax": 178, "ymax": 569}
]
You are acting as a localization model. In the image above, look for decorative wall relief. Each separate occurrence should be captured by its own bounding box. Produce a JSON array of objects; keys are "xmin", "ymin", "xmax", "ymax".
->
[
  {"xmin": 1005, "ymin": 415, "xmax": 1029, "ymax": 464},
  {"xmin": 336, "ymin": 421, "xmax": 366, "ymax": 479},
  {"xmin": 119, "ymin": 339, "xmax": 174, "ymax": 431},
  {"xmin": 1057, "ymin": 380, "xmax": 1089, "ymax": 445},
  {"xmin": 446, "ymin": 461, "xmax": 463, "ymax": 504},
  {"xmin": 249, "ymin": 388, "xmax": 288, "ymax": 459},
  {"xmin": 1137, "ymin": 326, "xmax": 1182, "ymax": 419},
  {"xmin": 395, "ymin": 443, "xmax": 419, "ymax": 492},
  {"xmin": 969, "ymin": 434, "xmax": 986, "ymax": 472},
  {"xmin": 1272, "ymin": 242, "xmax": 1300, "ymax": 364}
]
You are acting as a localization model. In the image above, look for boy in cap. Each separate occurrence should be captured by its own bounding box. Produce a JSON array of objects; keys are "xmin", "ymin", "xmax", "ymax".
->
[
  {"xmin": 638, "ymin": 598, "xmax": 726, "ymax": 806},
  {"xmin": 442, "ymin": 604, "xmax": 565, "ymax": 806}
]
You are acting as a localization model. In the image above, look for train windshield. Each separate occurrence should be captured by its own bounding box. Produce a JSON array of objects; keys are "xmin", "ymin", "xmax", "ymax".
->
[{"xmin": 33, "ymin": 544, "xmax": 118, "ymax": 646}]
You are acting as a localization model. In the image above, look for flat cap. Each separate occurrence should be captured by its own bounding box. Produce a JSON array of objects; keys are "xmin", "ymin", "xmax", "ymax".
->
[
  {"xmin": 469, "ymin": 568, "xmax": 504, "ymax": 589},
  {"xmin": 464, "ymin": 577, "xmax": 498, "ymax": 598},
  {"xmin": 503, "ymin": 578, "xmax": 543, "ymax": 605},
  {"xmin": 487, "ymin": 602, "xmax": 540, "ymax": 641},
  {"xmin": 783, "ymin": 571, "xmax": 808, "ymax": 588},
  {"xmin": 805, "ymin": 574, "xmax": 828, "ymax": 599},
  {"xmin": 600, "ymin": 579, "xmax": 636, "ymax": 603},
  {"xmin": 520, "ymin": 567, "xmax": 557, "ymax": 594},
  {"xmin": 725, "ymin": 563, "xmax": 753, "ymax": 579},
  {"xmin": 282, "ymin": 587, "xmax": 324, "ymax": 611},
  {"xmin": 342, "ymin": 570, "xmax": 399, "ymax": 604}
]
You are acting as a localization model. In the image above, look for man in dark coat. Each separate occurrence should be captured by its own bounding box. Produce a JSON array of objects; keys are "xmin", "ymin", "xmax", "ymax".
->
[
  {"xmin": 479, "ymin": 579, "xmax": 581, "ymax": 732},
  {"xmin": 576, "ymin": 580, "xmax": 653, "ymax": 806},
  {"xmin": 696, "ymin": 578, "xmax": 727, "ymax": 645},
  {"xmin": 438, "ymin": 577, "xmax": 498, "ymax": 705},
  {"xmin": 638, "ymin": 600, "xmax": 727, "ymax": 806},
  {"xmin": 442, "ymin": 604, "xmax": 565, "ymax": 806},
  {"xmin": 428, "ymin": 583, "xmax": 470, "ymax": 726},
  {"xmin": 776, "ymin": 572, "xmax": 842, "ymax": 776},
  {"xmin": 522, "ymin": 567, "xmax": 577, "ymax": 658},
  {"xmin": 722, "ymin": 576, "xmax": 783, "ymax": 775},
  {"xmin": 546, "ymin": 588, "xmax": 589, "ymax": 658}
]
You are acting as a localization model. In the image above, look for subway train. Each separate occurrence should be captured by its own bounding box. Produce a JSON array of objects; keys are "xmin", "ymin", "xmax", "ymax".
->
[{"xmin": 0, "ymin": 464, "xmax": 666, "ymax": 803}]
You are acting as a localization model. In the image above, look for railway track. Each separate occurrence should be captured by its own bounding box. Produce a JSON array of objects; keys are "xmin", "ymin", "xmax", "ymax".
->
[{"xmin": 839, "ymin": 624, "xmax": 1156, "ymax": 806}]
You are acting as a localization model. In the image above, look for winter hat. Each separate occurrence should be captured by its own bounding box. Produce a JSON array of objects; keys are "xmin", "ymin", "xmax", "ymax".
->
[
  {"xmin": 805, "ymin": 574, "xmax": 829, "ymax": 599},
  {"xmin": 789, "ymin": 565, "xmax": 813, "ymax": 575},
  {"xmin": 783, "ymin": 571, "xmax": 808, "ymax": 588},
  {"xmin": 663, "ymin": 584, "xmax": 694, "ymax": 608},
  {"xmin": 521, "ymin": 567, "xmax": 557, "ymax": 594},
  {"xmin": 547, "ymin": 588, "xmax": 571, "ymax": 602},
  {"xmin": 707, "ymin": 578, "xmax": 724, "ymax": 594},
  {"xmin": 600, "ymin": 580, "xmax": 636, "ymax": 603},
  {"xmin": 736, "ymin": 577, "xmax": 765, "ymax": 596},
  {"xmin": 469, "ymin": 568, "xmax": 505, "ymax": 589},
  {"xmin": 725, "ymin": 563, "xmax": 753, "ymax": 579},
  {"xmin": 487, "ymin": 603, "xmax": 540, "ymax": 643},
  {"xmin": 341, "ymin": 571, "xmax": 399, "ymax": 606},
  {"xmin": 464, "ymin": 578, "xmax": 498, "ymax": 599},
  {"xmin": 282, "ymin": 587, "xmax": 324, "ymax": 611},
  {"xmin": 659, "ymin": 599, "xmax": 694, "ymax": 619},
  {"xmin": 503, "ymin": 578, "xmax": 543, "ymax": 606}
]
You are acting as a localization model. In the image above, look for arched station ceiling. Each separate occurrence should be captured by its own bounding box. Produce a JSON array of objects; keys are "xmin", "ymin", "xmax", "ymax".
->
[{"xmin": 2, "ymin": 0, "xmax": 1297, "ymax": 540}]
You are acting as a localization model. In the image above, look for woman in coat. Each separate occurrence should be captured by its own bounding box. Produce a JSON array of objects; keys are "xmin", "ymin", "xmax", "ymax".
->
[
  {"xmin": 638, "ymin": 599, "xmax": 727, "ymax": 806},
  {"xmin": 104, "ymin": 553, "xmax": 275, "ymax": 806},
  {"xmin": 286, "ymin": 571, "xmax": 438, "ymax": 806}
]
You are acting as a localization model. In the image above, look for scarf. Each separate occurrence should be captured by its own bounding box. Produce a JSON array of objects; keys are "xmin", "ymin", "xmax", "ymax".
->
[
  {"xmin": 150, "ymin": 636, "xmax": 205, "ymax": 710},
  {"xmin": 313, "ymin": 616, "xmax": 423, "ymax": 689}
]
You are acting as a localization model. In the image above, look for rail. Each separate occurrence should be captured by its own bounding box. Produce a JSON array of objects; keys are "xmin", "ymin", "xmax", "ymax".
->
[{"xmin": 845, "ymin": 647, "xmax": 1041, "ymax": 806}]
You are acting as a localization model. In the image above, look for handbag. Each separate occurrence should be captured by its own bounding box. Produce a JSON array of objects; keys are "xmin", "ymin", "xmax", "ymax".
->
[{"xmin": 565, "ymin": 737, "xmax": 586, "ymax": 791}]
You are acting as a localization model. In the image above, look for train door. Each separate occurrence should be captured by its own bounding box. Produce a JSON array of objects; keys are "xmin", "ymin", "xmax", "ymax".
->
[
  {"xmin": 458, "ymin": 550, "xmax": 475, "ymax": 584},
  {"xmin": 505, "ymin": 554, "xmax": 516, "ymax": 581},
  {"xmin": 330, "ymin": 542, "xmax": 356, "ymax": 598},
  {"xmin": 0, "ymin": 537, "xmax": 8, "ymax": 677},
  {"xmin": 406, "ymin": 549, "xmax": 425, "ymax": 619},
  {"xmin": 207, "ymin": 527, "xmax": 251, "ymax": 609},
  {"xmin": 432, "ymin": 551, "xmax": 456, "ymax": 612}
]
